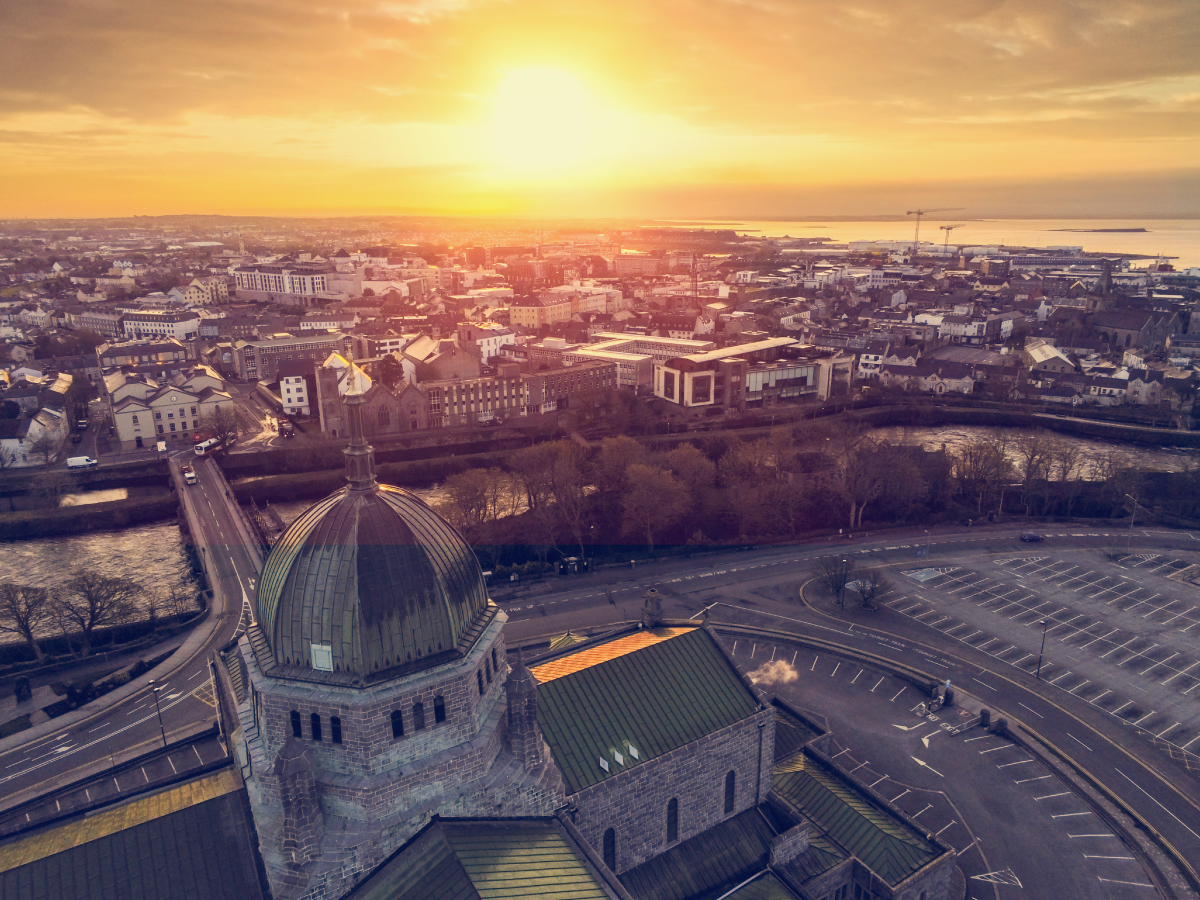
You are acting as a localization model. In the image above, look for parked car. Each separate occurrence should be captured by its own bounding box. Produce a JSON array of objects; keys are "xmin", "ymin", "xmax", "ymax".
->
[{"xmin": 1019, "ymin": 532, "xmax": 1044, "ymax": 542}]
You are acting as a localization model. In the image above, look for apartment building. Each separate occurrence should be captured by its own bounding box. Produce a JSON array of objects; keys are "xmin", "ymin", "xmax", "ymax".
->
[{"xmin": 231, "ymin": 332, "xmax": 347, "ymax": 382}]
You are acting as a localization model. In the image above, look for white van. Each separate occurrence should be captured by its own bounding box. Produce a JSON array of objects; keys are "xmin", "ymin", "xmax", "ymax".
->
[{"xmin": 67, "ymin": 456, "xmax": 99, "ymax": 468}]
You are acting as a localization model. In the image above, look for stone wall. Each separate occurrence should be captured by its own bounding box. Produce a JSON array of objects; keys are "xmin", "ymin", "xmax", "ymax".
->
[
  {"xmin": 568, "ymin": 706, "xmax": 775, "ymax": 874},
  {"xmin": 245, "ymin": 621, "xmax": 507, "ymax": 782}
]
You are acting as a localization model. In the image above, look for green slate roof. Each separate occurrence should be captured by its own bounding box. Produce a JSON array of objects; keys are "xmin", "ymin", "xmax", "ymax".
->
[
  {"xmin": 619, "ymin": 808, "xmax": 842, "ymax": 900},
  {"xmin": 773, "ymin": 751, "xmax": 943, "ymax": 887},
  {"xmin": 348, "ymin": 818, "xmax": 612, "ymax": 900},
  {"xmin": 537, "ymin": 627, "xmax": 761, "ymax": 794},
  {"xmin": 772, "ymin": 704, "xmax": 821, "ymax": 762},
  {"xmin": 721, "ymin": 872, "xmax": 802, "ymax": 900}
]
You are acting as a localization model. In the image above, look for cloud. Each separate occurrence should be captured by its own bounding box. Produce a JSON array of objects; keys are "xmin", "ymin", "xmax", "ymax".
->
[{"xmin": 1, "ymin": 0, "xmax": 1197, "ymax": 215}]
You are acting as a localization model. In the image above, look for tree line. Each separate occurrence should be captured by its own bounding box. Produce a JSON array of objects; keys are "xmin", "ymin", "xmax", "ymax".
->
[
  {"xmin": 0, "ymin": 570, "xmax": 196, "ymax": 663},
  {"xmin": 431, "ymin": 423, "xmax": 1170, "ymax": 568}
]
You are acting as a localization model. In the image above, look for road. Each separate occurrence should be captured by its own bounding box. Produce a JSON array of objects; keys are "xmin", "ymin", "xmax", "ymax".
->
[
  {"xmin": 2, "ymin": 508, "xmax": 1197, "ymax": 893},
  {"xmin": 0, "ymin": 452, "xmax": 258, "ymax": 810},
  {"xmin": 495, "ymin": 526, "xmax": 1200, "ymax": 894}
]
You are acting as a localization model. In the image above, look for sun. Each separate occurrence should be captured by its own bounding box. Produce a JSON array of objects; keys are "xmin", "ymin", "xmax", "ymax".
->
[{"xmin": 487, "ymin": 67, "xmax": 600, "ymax": 175}]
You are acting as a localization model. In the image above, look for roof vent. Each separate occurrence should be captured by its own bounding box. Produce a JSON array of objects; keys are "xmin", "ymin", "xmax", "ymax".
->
[
  {"xmin": 627, "ymin": 743, "xmax": 639, "ymax": 760},
  {"xmin": 613, "ymin": 750, "xmax": 624, "ymax": 766},
  {"xmin": 598, "ymin": 757, "xmax": 610, "ymax": 772}
]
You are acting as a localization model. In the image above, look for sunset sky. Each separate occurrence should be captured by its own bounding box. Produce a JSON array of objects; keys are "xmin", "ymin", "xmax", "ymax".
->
[{"xmin": 2, "ymin": 0, "xmax": 1198, "ymax": 218}]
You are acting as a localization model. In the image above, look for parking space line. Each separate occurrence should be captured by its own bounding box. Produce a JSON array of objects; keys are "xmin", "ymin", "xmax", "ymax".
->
[
  {"xmin": 1067, "ymin": 680, "xmax": 1090, "ymax": 695},
  {"xmin": 1162, "ymin": 660, "xmax": 1199, "ymax": 685},
  {"xmin": 870, "ymin": 677, "xmax": 884, "ymax": 692},
  {"xmin": 1140, "ymin": 653, "xmax": 1177, "ymax": 677},
  {"xmin": 830, "ymin": 662, "xmax": 840, "ymax": 677},
  {"xmin": 851, "ymin": 669, "xmax": 862, "ymax": 685},
  {"xmin": 1048, "ymin": 671, "xmax": 1073, "ymax": 684},
  {"xmin": 1082, "ymin": 629, "xmax": 1119, "ymax": 649},
  {"xmin": 890, "ymin": 789, "xmax": 910, "ymax": 803},
  {"xmin": 1131, "ymin": 711, "xmax": 1156, "ymax": 727},
  {"xmin": 934, "ymin": 820, "xmax": 957, "ymax": 836},
  {"xmin": 1035, "ymin": 792, "xmax": 1071, "ymax": 800},
  {"xmin": 1016, "ymin": 775, "xmax": 1053, "ymax": 783},
  {"xmin": 1052, "ymin": 812, "xmax": 1092, "ymax": 818},
  {"xmin": 1155, "ymin": 723, "xmax": 1180, "ymax": 739},
  {"xmin": 997, "ymin": 759, "xmax": 1033, "ymax": 768},
  {"xmin": 890, "ymin": 687, "xmax": 906, "ymax": 702}
]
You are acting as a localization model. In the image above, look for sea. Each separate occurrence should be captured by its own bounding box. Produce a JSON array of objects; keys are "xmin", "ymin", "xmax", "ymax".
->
[{"xmin": 668, "ymin": 218, "xmax": 1200, "ymax": 270}]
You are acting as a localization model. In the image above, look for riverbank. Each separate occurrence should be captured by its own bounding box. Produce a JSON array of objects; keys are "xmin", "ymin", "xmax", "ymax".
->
[{"xmin": 1, "ymin": 401, "xmax": 1195, "ymax": 541}]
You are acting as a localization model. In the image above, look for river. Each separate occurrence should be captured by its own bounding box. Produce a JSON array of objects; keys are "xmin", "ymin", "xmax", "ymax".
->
[{"xmin": 1, "ymin": 425, "xmax": 1193, "ymax": 645}]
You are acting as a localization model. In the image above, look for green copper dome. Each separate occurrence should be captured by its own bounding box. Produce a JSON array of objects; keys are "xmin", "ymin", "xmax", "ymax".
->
[
  {"xmin": 254, "ymin": 392, "xmax": 489, "ymax": 682},
  {"xmin": 257, "ymin": 483, "xmax": 489, "ymax": 680}
]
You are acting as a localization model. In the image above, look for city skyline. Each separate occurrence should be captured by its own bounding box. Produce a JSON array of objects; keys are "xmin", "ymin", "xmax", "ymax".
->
[{"xmin": 2, "ymin": 0, "xmax": 1199, "ymax": 218}]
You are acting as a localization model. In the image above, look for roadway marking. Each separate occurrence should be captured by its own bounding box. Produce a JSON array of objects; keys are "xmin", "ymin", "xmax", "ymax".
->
[
  {"xmin": 1114, "ymin": 769, "xmax": 1200, "ymax": 840},
  {"xmin": 1018, "ymin": 703, "xmax": 1044, "ymax": 719}
]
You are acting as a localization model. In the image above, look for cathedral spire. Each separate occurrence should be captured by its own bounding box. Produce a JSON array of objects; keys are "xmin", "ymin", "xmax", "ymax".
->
[{"xmin": 343, "ymin": 390, "xmax": 377, "ymax": 492}]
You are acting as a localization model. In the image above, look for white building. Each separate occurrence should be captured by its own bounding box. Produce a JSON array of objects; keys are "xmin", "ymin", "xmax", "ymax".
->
[
  {"xmin": 110, "ymin": 384, "xmax": 232, "ymax": 450},
  {"xmin": 122, "ymin": 309, "xmax": 201, "ymax": 341}
]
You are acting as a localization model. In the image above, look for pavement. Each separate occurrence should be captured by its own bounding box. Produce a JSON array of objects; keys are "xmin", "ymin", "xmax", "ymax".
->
[{"xmin": 495, "ymin": 524, "xmax": 1200, "ymax": 897}]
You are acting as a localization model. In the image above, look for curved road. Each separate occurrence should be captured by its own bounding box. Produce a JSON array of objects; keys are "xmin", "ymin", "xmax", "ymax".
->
[
  {"xmin": 2, "ymin": 506, "xmax": 1198, "ymax": 895},
  {"xmin": 0, "ymin": 453, "xmax": 258, "ymax": 810}
]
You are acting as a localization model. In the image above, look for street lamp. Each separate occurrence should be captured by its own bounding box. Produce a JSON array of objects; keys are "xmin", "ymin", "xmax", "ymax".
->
[
  {"xmin": 924, "ymin": 529, "xmax": 930, "ymax": 557},
  {"xmin": 147, "ymin": 679, "xmax": 167, "ymax": 748},
  {"xmin": 1036, "ymin": 620, "xmax": 1048, "ymax": 680},
  {"xmin": 1125, "ymin": 493, "xmax": 1138, "ymax": 555}
]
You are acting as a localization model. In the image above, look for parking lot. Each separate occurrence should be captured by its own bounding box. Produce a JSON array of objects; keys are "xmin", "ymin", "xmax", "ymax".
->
[
  {"xmin": 880, "ymin": 546, "xmax": 1200, "ymax": 771},
  {"xmin": 726, "ymin": 637, "xmax": 1159, "ymax": 900}
]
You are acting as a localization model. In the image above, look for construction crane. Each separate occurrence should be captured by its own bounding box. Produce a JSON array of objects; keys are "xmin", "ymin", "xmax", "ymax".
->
[
  {"xmin": 906, "ymin": 207, "xmax": 962, "ymax": 260},
  {"xmin": 939, "ymin": 224, "xmax": 965, "ymax": 253}
]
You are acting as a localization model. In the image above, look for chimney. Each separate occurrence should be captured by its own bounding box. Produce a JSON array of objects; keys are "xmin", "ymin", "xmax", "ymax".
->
[{"xmin": 770, "ymin": 822, "xmax": 811, "ymax": 868}]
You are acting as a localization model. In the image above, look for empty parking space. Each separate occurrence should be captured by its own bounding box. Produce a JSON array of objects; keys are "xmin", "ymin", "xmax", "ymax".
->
[
  {"xmin": 733, "ymin": 639, "xmax": 1160, "ymax": 900},
  {"xmin": 887, "ymin": 552, "xmax": 1200, "ymax": 774}
]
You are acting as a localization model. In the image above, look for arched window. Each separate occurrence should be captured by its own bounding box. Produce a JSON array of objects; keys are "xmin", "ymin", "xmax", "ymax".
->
[
  {"xmin": 330, "ymin": 716, "xmax": 342, "ymax": 744},
  {"xmin": 310, "ymin": 713, "xmax": 322, "ymax": 742},
  {"xmin": 477, "ymin": 671, "xmax": 485, "ymax": 696},
  {"xmin": 391, "ymin": 709, "xmax": 404, "ymax": 739},
  {"xmin": 602, "ymin": 828, "xmax": 616, "ymax": 871},
  {"xmin": 290, "ymin": 710, "xmax": 302, "ymax": 738},
  {"xmin": 414, "ymin": 701, "xmax": 426, "ymax": 730},
  {"xmin": 724, "ymin": 770, "xmax": 736, "ymax": 814},
  {"xmin": 666, "ymin": 798, "xmax": 679, "ymax": 843},
  {"xmin": 434, "ymin": 696, "xmax": 446, "ymax": 724}
]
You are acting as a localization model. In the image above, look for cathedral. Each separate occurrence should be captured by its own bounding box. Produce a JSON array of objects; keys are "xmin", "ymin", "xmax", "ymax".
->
[{"xmin": 0, "ymin": 392, "xmax": 960, "ymax": 900}]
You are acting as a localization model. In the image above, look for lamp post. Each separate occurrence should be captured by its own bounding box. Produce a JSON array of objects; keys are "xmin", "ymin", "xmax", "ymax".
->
[
  {"xmin": 1125, "ymin": 493, "xmax": 1138, "ymax": 555},
  {"xmin": 148, "ymin": 679, "xmax": 167, "ymax": 748},
  {"xmin": 923, "ymin": 529, "xmax": 930, "ymax": 557},
  {"xmin": 1036, "ymin": 620, "xmax": 1049, "ymax": 680}
]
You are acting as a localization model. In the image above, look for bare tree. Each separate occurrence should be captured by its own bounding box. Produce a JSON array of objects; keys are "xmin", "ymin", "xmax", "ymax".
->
[
  {"xmin": 951, "ymin": 436, "xmax": 1012, "ymax": 514},
  {"xmin": 28, "ymin": 433, "xmax": 59, "ymax": 471},
  {"xmin": 1049, "ymin": 439, "xmax": 1087, "ymax": 517},
  {"xmin": 201, "ymin": 403, "xmax": 242, "ymax": 446},
  {"xmin": 851, "ymin": 568, "xmax": 889, "ymax": 610},
  {"xmin": 621, "ymin": 464, "xmax": 690, "ymax": 551},
  {"xmin": 52, "ymin": 570, "xmax": 140, "ymax": 657},
  {"xmin": 0, "ymin": 583, "xmax": 51, "ymax": 661},
  {"xmin": 813, "ymin": 556, "xmax": 855, "ymax": 609},
  {"xmin": 1012, "ymin": 431, "xmax": 1055, "ymax": 516}
]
